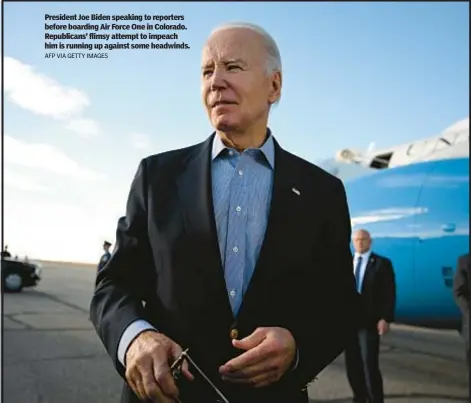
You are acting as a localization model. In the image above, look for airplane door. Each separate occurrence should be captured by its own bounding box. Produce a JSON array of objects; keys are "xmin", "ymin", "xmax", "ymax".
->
[{"xmin": 413, "ymin": 158, "xmax": 469, "ymax": 326}]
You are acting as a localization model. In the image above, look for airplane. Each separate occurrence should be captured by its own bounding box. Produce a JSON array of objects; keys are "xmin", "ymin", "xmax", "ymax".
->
[{"xmin": 318, "ymin": 117, "xmax": 469, "ymax": 330}]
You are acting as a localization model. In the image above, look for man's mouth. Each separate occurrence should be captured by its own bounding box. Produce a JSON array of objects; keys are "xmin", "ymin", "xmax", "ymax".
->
[{"xmin": 212, "ymin": 101, "xmax": 237, "ymax": 107}]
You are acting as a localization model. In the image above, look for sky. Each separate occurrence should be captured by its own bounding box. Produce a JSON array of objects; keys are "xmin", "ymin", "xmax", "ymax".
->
[{"xmin": 3, "ymin": 1, "xmax": 469, "ymax": 263}]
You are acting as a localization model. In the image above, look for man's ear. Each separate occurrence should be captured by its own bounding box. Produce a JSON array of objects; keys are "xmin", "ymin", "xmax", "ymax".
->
[{"xmin": 268, "ymin": 71, "xmax": 282, "ymax": 104}]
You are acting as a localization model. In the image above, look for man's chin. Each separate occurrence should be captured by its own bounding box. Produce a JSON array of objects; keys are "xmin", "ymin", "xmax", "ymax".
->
[{"xmin": 213, "ymin": 117, "xmax": 239, "ymax": 132}]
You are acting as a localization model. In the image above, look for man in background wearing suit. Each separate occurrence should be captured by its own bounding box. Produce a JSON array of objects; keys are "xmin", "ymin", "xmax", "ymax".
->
[
  {"xmin": 97, "ymin": 241, "xmax": 112, "ymax": 271},
  {"xmin": 345, "ymin": 229, "xmax": 396, "ymax": 403},
  {"xmin": 90, "ymin": 22, "xmax": 359, "ymax": 403},
  {"xmin": 453, "ymin": 253, "xmax": 470, "ymax": 368}
]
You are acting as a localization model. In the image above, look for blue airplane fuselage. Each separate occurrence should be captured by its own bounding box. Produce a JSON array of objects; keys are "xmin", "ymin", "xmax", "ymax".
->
[{"xmin": 344, "ymin": 157, "xmax": 469, "ymax": 330}]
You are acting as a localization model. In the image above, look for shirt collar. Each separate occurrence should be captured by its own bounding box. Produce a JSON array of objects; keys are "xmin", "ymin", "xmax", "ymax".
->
[
  {"xmin": 355, "ymin": 250, "xmax": 371, "ymax": 262},
  {"xmin": 211, "ymin": 130, "xmax": 275, "ymax": 169}
]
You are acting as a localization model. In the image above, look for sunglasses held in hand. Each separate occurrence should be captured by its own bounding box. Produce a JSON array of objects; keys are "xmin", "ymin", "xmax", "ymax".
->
[{"xmin": 171, "ymin": 349, "xmax": 231, "ymax": 403}]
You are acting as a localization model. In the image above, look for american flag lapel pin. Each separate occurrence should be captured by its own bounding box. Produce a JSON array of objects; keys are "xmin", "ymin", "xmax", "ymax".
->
[{"xmin": 292, "ymin": 187, "xmax": 300, "ymax": 196}]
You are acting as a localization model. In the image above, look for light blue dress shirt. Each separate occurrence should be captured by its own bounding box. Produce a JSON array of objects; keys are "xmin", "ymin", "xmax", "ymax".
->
[{"xmin": 211, "ymin": 132, "xmax": 275, "ymax": 315}]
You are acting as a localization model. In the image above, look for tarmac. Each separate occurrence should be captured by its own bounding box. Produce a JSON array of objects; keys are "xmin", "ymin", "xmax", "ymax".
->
[{"xmin": 2, "ymin": 261, "xmax": 469, "ymax": 403}]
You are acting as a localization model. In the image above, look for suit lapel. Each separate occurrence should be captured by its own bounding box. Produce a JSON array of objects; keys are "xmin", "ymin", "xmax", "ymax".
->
[
  {"xmin": 361, "ymin": 253, "xmax": 378, "ymax": 292},
  {"xmin": 176, "ymin": 134, "xmax": 234, "ymax": 320},
  {"xmin": 237, "ymin": 142, "xmax": 302, "ymax": 316}
]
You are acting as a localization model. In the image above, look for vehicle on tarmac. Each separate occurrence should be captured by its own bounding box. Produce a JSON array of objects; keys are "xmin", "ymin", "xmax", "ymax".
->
[{"xmin": 1, "ymin": 257, "xmax": 42, "ymax": 292}]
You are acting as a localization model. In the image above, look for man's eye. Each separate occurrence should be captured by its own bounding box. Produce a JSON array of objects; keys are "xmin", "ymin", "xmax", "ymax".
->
[{"xmin": 227, "ymin": 65, "xmax": 241, "ymax": 71}]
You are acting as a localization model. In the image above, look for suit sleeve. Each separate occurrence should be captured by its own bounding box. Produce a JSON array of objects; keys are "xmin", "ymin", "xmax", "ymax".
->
[
  {"xmin": 288, "ymin": 177, "xmax": 359, "ymax": 389},
  {"xmin": 379, "ymin": 258, "xmax": 396, "ymax": 323},
  {"xmin": 453, "ymin": 255, "xmax": 469, "ymax": 316},
  {"xmin": 89, "ymin": 158, "xmax": 157, "ymax": 379}
]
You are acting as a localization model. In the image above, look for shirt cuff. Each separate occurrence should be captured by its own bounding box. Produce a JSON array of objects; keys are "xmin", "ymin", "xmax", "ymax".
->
[
  {"xmin": 291, "ymin": 347, "xmax": 300, "ymax": 371},
  {"xmin": 117, "ymin": 320, "xmax": 157, "ymax": 367}
]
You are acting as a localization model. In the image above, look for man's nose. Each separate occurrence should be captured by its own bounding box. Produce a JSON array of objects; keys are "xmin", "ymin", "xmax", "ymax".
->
[{"xmin": 209, "ymin": 68, "xmax": 227, "ymax": 90}]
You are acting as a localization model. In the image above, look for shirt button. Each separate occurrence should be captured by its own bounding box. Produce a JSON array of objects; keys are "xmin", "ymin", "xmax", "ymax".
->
[
  {"xmin": 238, "ymin": 170, "xmax": 243, "ymax": 176},
  {"xmin": 236, "ymin": 206, "xmax": 241, "ymax": 212},
  {"xmin": 233, "ymin": 246, "xmax": 238, "ymax": 253},
  {"xmin": 229, "ymin": 290, "xmax": 236, "ymax": 297}
]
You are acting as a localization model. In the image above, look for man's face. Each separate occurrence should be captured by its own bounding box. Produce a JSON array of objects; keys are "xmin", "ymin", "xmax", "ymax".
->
[
  {"xmin": 353, "ymin": 230, "xmax": 371, "ymax": 254},
  {"xmin": 201, "ymin": 28, "xmax": 281, "ymax": 133}
]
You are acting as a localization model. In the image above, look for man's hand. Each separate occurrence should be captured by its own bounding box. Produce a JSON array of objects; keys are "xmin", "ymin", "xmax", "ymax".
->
[
  {"xmin": 219, "ymin": 327, "xmax": 296, "ymax": 388},
  {"xmin": 125, "ymin": 330, "xmax": 194, "ymax": 402},
  {"xmin": 377, "ymin": 319, "xmax": 390, "ymax": 336}
]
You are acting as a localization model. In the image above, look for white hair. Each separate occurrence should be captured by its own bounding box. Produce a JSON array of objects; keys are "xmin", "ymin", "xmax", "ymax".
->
[{"xmin": 210, "ymin": 22, "xmax": 282, "ymax": 76}]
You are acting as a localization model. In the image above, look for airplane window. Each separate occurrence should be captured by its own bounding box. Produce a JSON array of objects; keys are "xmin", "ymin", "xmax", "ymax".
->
[
  {"xmin": 370, "ymin": 153, "xmax": 392, "ymax": 169},
  {"xmin": 406, "ymin": 143, "xmax": 424, "ymax": 156}
]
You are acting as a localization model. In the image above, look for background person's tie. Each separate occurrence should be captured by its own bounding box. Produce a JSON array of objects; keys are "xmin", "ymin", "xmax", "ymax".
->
[{"xmin": 354, "ymin": 256, "xmax": 363, "ymax": 292}]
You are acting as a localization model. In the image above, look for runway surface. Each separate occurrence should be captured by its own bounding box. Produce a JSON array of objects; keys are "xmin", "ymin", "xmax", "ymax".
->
[{"xmin": 2, "ymin": 261, "xmax": 469, "ymax": 403}]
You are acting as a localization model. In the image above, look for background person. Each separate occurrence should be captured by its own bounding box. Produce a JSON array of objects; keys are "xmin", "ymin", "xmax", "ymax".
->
[
  {"xmin": 453, "ymin": 252, "xmax": 470, "ymax": 368},
  {"xmin": 345, "ymin": 229, "xmax": 396, "ymax": 403},
  {"xmin": 97, "ymin": 241, "xmax": 112, "ymax": 271}
]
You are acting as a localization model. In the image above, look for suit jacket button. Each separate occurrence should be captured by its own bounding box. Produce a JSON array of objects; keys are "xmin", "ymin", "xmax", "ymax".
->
[{"xmin": 230, "ymin": 328, "xmax": 239, "ymax": 339}]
